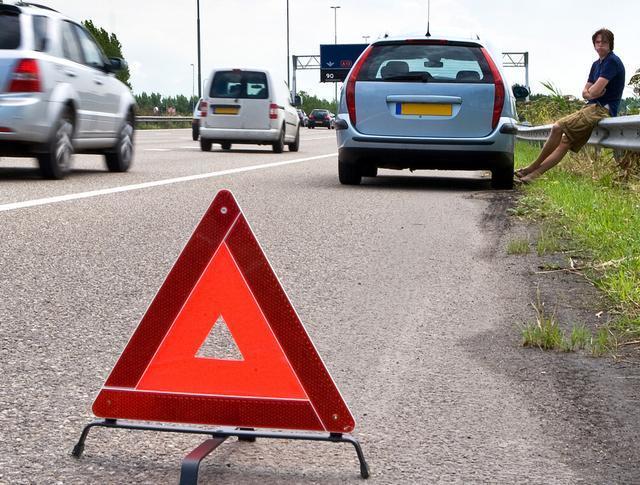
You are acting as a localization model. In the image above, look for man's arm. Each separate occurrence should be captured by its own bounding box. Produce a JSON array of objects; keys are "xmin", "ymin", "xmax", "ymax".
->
[
  {"xmin": 582, "ymin": 82, "xmax": 593, "ymax": 100},
  {"xmin": 584, "ymin": 77, "xmax": 610, "ymax": 100}
]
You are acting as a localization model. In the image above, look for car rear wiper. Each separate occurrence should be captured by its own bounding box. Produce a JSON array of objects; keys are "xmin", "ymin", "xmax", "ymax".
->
[{"xmin": 383, "ymin": 73, "xmax": 432, "ymax": 83}]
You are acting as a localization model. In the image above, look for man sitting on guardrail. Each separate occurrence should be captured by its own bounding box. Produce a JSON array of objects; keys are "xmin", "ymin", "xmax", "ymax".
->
[{"xmin": 515, "ymin": 28, "xmax": 625, "ymax": 184}]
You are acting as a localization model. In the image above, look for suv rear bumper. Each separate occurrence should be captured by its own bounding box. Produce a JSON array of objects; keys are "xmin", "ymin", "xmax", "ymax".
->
[{"xmin": 0, "ymin": 95, "xmax": 52, "ymax": 146}]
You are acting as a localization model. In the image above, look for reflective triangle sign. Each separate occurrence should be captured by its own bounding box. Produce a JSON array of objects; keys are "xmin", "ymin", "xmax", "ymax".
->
[{"xmin": 92, "ymin": 190, "xmax": 355, "ymax": 434}]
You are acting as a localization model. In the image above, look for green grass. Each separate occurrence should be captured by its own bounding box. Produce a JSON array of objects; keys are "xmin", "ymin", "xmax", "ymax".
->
[
  {"xmin": 521, "ymin": 290, "xmax": 610, "ymax": 354},
  {"xmin": 507, "ymin": 238, "xmax": 530, "ymax": 255},
  {"xmin": 514, "ymin": 142, "xmax": 640, "ymax": 345}
]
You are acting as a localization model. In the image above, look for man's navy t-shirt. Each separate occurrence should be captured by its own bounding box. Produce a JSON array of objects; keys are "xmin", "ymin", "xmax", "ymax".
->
[{"xmin": 588, "ymin": 51, "xmax": 625, "ymax": 116}]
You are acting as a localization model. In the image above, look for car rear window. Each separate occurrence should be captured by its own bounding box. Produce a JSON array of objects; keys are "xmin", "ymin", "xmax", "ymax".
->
[
  {"xmin": 358, "ymin": 42, "xmax": 493, "ymax": 83},
  {"xmin": 0, "ymin": 11, "xmax": 21, "ymax": 49},
  {"xmin": 210, "ymin": 71, "xmax": 269, "ymax": 99}
]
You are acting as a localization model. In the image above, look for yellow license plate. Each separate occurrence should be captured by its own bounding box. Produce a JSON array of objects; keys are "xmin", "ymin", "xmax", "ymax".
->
[
  {"xmin": 214, "ymin": 106, "xmax": 239, "ymax": 115},
  {"xmin": 398, "ymin": 103, "xmax": 452, "ymax": 116}
]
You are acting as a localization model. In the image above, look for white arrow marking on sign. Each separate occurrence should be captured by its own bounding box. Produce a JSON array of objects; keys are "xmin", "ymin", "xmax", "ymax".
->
[{"xmin": 326, "ymin": 61, "xmax": 334, "ymax": 67}]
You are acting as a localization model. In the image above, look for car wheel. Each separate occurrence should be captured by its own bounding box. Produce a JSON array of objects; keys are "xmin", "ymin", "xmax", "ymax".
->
[
  {"xmin": 288, "ymin": 127, "xmax": 300, "ymax": 152},
  {"xmin": 221, "ymin": 142, "xmax": 232, "ymax": 150},
  {"xmin": 37, "ymin": 107, "xmax": 74, "ymax": 180},
  {"xmin": 338, "ymin": 159, "xmax": 362, "ymax": 185},
  {"xmin": 192, "ymin": 124, "xmax": 199, "ymax": 141},
  {"xmin": 491, "ymin": 166, "xmax": 514, "ymax": 190},
  {"xmin": 272, "ymin": 126, "xmax": 285, "ymax": 153},
  {"xmin": 200, "ymin": 138, "xmax": 212, "ymax": 151},
  {"xmin": 105, "ymin": 113, "xmax": 134, "ymax": 173}
]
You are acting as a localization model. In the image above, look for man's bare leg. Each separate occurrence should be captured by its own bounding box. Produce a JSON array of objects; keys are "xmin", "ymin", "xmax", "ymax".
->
[
  {"xmin": 516, "ymin": 124, "xmax": 564, "ymax": 177},
  {"xmin": 519, "ymin": 139, "xmax": 572, "ymax": 182}
]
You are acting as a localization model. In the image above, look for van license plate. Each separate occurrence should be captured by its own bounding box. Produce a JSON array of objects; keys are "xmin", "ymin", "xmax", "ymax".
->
[
  {"xmin": 214, "ymin": 106, "xmax": 239, "ymax": 115},
  {"xmin": 397, "ymin": 103, "xmax": 452, "ymax": 116}
]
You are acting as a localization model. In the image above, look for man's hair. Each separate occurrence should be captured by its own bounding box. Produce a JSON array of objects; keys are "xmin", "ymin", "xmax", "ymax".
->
[{"xmin": 592, "ymin": 28, "xmax": 614, "ymax": 51}]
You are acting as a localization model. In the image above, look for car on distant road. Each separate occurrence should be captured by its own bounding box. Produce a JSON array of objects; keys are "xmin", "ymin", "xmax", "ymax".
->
[
  {"xmin": 192, "ymin": 98, "xmax": 203, "ymax": 140},
  {"xmin": 308, "ymin": 109, "xmax": 335, "ymax": 129},
  {"xmin": 335, "ymin": 34, "xmax": 519, "ymax": 189},
  {"xmin": 296, "ymin": 108, "xmax": 308, "ymax": 127},
  {"xmin": 199, "ymin": 68, "xmax": 300, "ymax": 152},
  {"xmin": 0, "ymin": 3, "xmax": 135, "ymax": 179}
]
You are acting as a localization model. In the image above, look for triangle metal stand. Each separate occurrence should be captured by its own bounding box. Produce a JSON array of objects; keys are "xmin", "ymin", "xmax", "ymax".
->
[{"xmin": 72, "ymin": 419, "xmax": 370, "ymax": 483}]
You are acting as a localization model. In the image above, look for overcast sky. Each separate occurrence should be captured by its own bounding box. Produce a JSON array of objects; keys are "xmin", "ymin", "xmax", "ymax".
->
[{"xmin": 41, "ymin": 0, "xmax": 638, "ymax": 100}]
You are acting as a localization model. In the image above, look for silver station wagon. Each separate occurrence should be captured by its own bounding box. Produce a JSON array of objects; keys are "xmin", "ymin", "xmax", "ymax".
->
[
  {"xmin": 0, "ymin": 3, "xmax": 135, "ymax": 179},
  {"xmin": 336, "ymin": 34, "xmax": 518, "ymax": 189}
]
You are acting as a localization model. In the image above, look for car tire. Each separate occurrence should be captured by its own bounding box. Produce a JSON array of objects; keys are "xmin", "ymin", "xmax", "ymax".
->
[
  {"xmin": 361, "ymin": 163, "xmax": 378, "ymax": 178},
  {"xmin": 288, "ymin": 127, "xmax": 300, "ymax": 152},
  {"xmin": 491, "ymin": 166, "xmax": 514, "ymax": 190},
  {"xmin": 105, "ymin": 113, "xmax": 134, "ymax": 173},
  {"xmin": 221, "ymin": 142, "xmax": 232, "ymax": 150},
  {"xmin": 338, "ymin": 159, "xmax": 362, "ymax": 185},
  {"xmin": 37, "ymin": 107, "xmax": 74, "ymax": 180},
  {"xmin": 272, "ymin": 126, "xmax": 285, "ymax": 153},
  {"xmin": 192, "ymin": 124, "xmax": 199, "ymax": 141},
  {"xmin": 200, "ymin": 138, "xmax": 212, "ymax": 151}
]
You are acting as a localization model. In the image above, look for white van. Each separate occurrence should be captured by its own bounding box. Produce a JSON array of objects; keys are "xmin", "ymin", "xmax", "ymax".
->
[{"xmin": 199, "ymin": 68, "xmax": 301, "ymax": 153}]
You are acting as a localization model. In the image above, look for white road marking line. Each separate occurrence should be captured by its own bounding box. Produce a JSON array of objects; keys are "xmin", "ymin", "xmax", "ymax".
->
[
  {"xmin": 144, "ymin": 148, "xmax": 171, "ymax": 152},
  {"xmin": 0, "ymin": 153, "xmax": 337, "ymax": 213}
]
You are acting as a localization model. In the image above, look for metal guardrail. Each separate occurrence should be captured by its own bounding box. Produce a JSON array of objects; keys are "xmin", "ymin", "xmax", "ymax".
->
[
  {"xmin": 516, "ymin": 115, "xmax": 640, "ymax": 152},
  {"xmin": 136, "ymin": 116, "xmax": 192, "ymax": 124}
]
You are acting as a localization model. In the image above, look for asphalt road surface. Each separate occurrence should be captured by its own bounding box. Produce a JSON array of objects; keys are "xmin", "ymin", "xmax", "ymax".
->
[{"xmin": 1, "ymin": 129, "xmax": 638, "ymax": 484}]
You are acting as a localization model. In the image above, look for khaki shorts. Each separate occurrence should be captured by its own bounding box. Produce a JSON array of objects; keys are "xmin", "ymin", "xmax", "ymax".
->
[{"xmin": 557, "ymin": 104, "xmax": 610, "ymax": 152}]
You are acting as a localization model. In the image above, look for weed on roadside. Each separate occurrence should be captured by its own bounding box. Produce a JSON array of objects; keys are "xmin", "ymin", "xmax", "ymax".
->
[{"xmin": 507, "ymin": 238, "xmax": 530, "ymax": 255}]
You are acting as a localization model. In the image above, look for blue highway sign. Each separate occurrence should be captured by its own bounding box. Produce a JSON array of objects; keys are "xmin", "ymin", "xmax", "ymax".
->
[{"xmin": 320, "ymin": 44, "xmax": 369, "ymax": 82}]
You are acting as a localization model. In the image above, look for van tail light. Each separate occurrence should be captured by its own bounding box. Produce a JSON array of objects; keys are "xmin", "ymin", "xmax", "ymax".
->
[
  {"xmin": 345, "ymin": 45, "xmax": 373, "ymax": 127},
  {"xmin": 8, "ymin": 59, "xmax": 42, "ymax": 93},
  {"xmin": 481, "ymin": 48, "xmax": 505, "ymax": 130},
  {"xmin": 199, "ymin": 100, "xmax": 208, "ymax": 117},
  {"xmin": 269, "ymin": 103, "xmax": 279, "ymax": 120}
]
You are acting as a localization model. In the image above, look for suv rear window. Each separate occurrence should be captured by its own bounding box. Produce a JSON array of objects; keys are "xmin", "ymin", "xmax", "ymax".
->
[
  {"xmin": 358, "ymin": 42, "xmax": 493, "ymax": 83},
  {"xmin": 210, "ymin": 71, "xmax": 269, "ymax": 99},
  {"xmin": 0, "ymin": 11, "xmax": 21, "ymax": 49}
]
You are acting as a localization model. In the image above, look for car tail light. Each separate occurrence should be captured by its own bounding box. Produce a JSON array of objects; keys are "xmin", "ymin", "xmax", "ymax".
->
[
  {"xmin": 346, "ymin": 45, "xmax": 373, "ymax": 127},
  {"xmin": 481, "ymin": 48, "xmax": 505, "ymax": 130},
  {"xmin": 309, "ymin": 114, "xmax": 314, "ymax": 120},
  {"xmin": 0, "ymin": 127, "xmax": 14, "ymax": 133},
  {"xmin": 269, "ymin": 103, "xmax": 279, "ymax": 120},
  {"xmin": 8, "ymin": 59, "xmax": 41, "ymax": 93},
  {"xmin": 199, "ymin": 100, "xmax": 208, "ymax": 117}
]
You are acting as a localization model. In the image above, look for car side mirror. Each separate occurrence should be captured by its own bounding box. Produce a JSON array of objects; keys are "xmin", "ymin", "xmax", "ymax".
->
[
  {"xmin": 512, "ymin": 85, "xmax": 530, "ymax": 100},
  {"xmin": 107, "ymin": 57, "xmax": 128, "ymax": 73}
]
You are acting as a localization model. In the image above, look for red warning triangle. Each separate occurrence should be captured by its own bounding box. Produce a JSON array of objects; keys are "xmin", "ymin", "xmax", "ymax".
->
[{"xmin": 92, "ymin": 190, "xmax": 355, "ymax": 434}]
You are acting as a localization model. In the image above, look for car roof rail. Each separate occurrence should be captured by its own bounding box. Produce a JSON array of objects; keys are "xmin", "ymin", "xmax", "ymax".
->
[{"xmin": 14, "ymin": 1, "xmax": 59, "ymax": 12}]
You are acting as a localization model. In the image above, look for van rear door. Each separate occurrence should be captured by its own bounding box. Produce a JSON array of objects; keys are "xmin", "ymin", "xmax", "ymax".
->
[{"xmin": 205, "ymin": 70, "xmax": 270, "ymax": 130}]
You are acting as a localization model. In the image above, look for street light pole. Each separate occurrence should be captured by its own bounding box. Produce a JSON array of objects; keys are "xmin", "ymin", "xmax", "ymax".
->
[
  {"xmin": 196, "ymin": 0, "xmax": 202, "ymax": 98},
  {"xmin": 330, "ymin": 6, "xmax": 340, "ymax": 114},
  {"xmin": 330, "ymin": 6, "xmax": 340, "ymax": 44},
  {"xmin": 286, "ymin": 0, "xmax": 290, "ymax": 89},
  {"xmin": 190, "ymin": 63, "xmax": 195, "ymax": 110}
]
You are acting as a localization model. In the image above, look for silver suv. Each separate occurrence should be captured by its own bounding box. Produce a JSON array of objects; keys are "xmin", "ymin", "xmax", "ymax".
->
[
  {"xmin": 336, "ymin": 34, "xmax": 518, "ymax": 189},
  {"xmin": 0, "ymin": 3, "xmax": 135, "ymax": 179}
]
